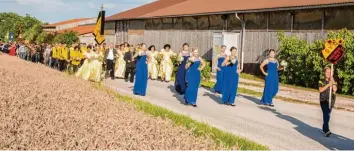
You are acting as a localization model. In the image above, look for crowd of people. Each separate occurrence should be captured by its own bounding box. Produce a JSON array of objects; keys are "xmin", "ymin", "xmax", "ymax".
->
[{"xmin": 1, "ymin": 39, "xmax": 338, "ymax": 137}]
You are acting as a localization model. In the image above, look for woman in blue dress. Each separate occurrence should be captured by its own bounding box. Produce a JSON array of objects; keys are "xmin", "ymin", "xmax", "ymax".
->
[
  {"xmin": 133, "ymin": 43, "xmax": 150, "ymax": 96},
  {"xmin": 174, "ymin": 43, "xmax": 191, "ymax": 95},
  {"xmin": 213, "ymin": 45, "xmax": 227, "ymax": 94},
  {"xmin": 184, "ymin": 48, "xmax": 206, "ymax": 107},
  {"xmin": 260, "ymin": 49, "xmax": 282, "ymax": 107},
  {"xmin": 221, "ymin": 46, "xmax": 241, "ymax": 106}
]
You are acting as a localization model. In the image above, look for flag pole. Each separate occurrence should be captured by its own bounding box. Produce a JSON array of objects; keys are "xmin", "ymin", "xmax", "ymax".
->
[{"xmin": 329, "ymin": 64, "xmax": 334, "ymax": 108}]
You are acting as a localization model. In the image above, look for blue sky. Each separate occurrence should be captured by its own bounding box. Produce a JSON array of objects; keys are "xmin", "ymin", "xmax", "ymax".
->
[{"xmin": 0, "ymin": 0, "xmax": 155, "ymax": 23}]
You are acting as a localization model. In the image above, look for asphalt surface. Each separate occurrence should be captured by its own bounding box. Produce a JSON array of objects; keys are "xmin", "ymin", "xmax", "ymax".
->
[{"xmin": 104, "ymin": 79, "xmax": 354, "ymax": 150}]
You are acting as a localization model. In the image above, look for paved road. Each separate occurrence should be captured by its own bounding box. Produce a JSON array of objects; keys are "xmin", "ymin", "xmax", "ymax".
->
[{"xmin": 104, "ymin": 79, "xmax": 354, "ymax": 150}]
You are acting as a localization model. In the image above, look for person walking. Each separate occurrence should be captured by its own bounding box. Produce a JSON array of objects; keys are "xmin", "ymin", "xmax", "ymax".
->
[
  {"xmin": 104, "ymin": 44, "xmax": 117, "ymax": 80},
  {"xmin": 184, "ymin": 48, "xmax": 205, "ymax": 107},
  {"xmin": 124, "ymin": 47, "xmax": 136, "ymax": 83},
  {"xmin": 133, "ymin": 43, "xmax": 150, "ymax": 96},
  {"xmin": 259, "ymin": 49, "xmax": 282, "ymax": 107},
  {"xmin": 318, "ymin": 67, "xmax": 337, "ymax": 137},
  {"xmin": 213, "ymin": 45, "xmax": 227, "ymax": 94},
  {"xmin": 174, "ymin": 43, "xmax": 190, "ymax": 95},
  {"xmin": 221, "ymin": 46, "xmax": 241, "ymax": 106},
  {"xmin": 18, "ymin": 43, "xmax": 27, "ymax": 60}
]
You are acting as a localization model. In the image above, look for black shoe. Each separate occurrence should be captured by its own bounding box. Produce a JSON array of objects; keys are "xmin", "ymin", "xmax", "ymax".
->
[
  {"xmin": 230, "ymin": 104, "xmax": 236, "ymax": 106},
  {"xmin": 125, "ymin": 79, "xmax": 129, "ymax": 82},
  {"xmin": 325, "ymin": 131, "xmax": 332, "ymax": 137},
  {"xmin": 192, "ymin": 104, "xmax": 197, "ymax": 107},
  {"xmin": 269, "ymin": 104, "xmax": 275, "ymax": 107}
]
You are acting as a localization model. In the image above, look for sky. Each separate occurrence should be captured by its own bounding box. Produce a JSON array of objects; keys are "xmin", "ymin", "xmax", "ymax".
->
[{"xmin": 0, "ymin": 0, "xmax": 155, "ymax": 23}]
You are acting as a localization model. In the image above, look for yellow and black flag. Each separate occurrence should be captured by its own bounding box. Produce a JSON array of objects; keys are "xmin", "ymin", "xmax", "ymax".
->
[{"xmin": 93, "ymin": 7, "xmax": 105, "ymax": 45}]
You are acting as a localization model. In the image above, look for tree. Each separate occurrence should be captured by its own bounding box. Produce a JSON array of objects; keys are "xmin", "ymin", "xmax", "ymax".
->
[{"xmin": 52, "ymin": 31, "xmax": 79, "ymax": 45}]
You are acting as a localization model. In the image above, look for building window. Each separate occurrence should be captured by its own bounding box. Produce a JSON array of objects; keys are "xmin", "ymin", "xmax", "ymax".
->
[
  {"xmin": 293, "ymin": 9, "xmax": 323, "ymax": 30},
  {"xmin": 227, "ymin": 13, "xmax": 242, "ymax": 31},
  {"xmin": 244, "ymin": 13, "xmax": 267, "ymax": 30},
  {"xmin": 268, "ymin": 11, "xmax": 292, "ymax": 30},
  {"xmin": 153, "ymin": 19, "xmax": 162, "ymax": 30},
  {"xmin": 145, "ymin": 19, "xmax": 154, "ymax": 30},
  {"xmin": 197, "ymin": 16, "xmax": 209, "ymax": 30},
  {"xmin": 325, "ymin": 6, "xmax": 354, "ymax": 30},
  {"xmin": 209, "ymin": 15, "xmax": 224, "ymax": 30},
  {"xmin": 173, "ymin": 18, "xmax": 183, "ymax": 30},
  {"xmin": 183, "ymin": 16, "xmax": 197, "ymax": 30},
  {"xmin": 162, "ymin": 18, "xmax": 173, "ymax": 30}
]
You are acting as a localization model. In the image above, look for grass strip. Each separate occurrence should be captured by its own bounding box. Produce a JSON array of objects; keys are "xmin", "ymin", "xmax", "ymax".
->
[
  {"xmin": 200, "ymin": 81, "xmax": 352, "ymax": 112},
  {"xmin": 239, "ymin": 73, "xmax": 353, "ymax": 99},
  {"xmin": 96, "ymin": 83, "xmax": 269, "ymax": 150}
]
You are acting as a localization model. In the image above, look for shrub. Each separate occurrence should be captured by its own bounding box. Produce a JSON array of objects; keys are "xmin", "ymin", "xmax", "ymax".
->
[{"xmin": 277, "ymin": 29, "xmax": 354, "ymax": 95}]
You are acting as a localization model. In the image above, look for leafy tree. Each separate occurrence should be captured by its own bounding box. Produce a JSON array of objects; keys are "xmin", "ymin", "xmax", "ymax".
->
[
  {"xmin": 35, "ymin": 32, "xmax": 54, "ymax": 44},
  {"xmin": 52, "ymin": 31, "xmax": 79, "ymax": 46}
]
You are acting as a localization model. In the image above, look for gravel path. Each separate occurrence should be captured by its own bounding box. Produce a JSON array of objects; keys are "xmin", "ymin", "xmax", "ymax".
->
[{"xmin": 104, "ymin": 79, "xmax": 354, "ymax": 150}]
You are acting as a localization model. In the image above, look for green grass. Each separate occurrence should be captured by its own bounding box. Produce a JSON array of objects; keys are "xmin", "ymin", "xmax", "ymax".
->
[
  {"xmin": 200, "ymin": 80, "xmax": 352, "ymax": 112},
  {"xmin": 96, "ymin": 83, "xmax": 269, "ymax": 150},
  {"xmin": 239, "ymin": 73, "xmax": 353, "ymax": 99}
]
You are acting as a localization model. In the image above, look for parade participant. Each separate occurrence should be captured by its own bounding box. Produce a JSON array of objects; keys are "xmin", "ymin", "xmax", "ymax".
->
[
  {"xmin": 70, "ymin": 46, "xmax": 81, "ymax": 74},
  {"xmin": 8, "ymin": 43, "xmax": 16, "ymax": 56},
  {"xmin": 221, "ymin": 46, "xmax": 241, "ymax": 106},
  {"xmin": 184, "ymin": 48, "xmax": 205, "ymax": 107},
  {"xmin": 124, "ymin": 47, "xmax": 136, "ymax": 83},
  {"xmin": 80, "ymin": 43, "xmax": 87, "ymax": 66},
  {"xmin": 75, "ymin": 45, "xmax": 94, "ymax": 80},
  {"xmin": 89, "ymin": 46, "xmax": 103, "ymax": 82},
  {"xmin": 44, "ymin": 45, "xmax": 52, "ymax": 66},
  {"xmin": 123, "ymin": 42, "xmax": 129, "ymax": 52},
  {"xmin": 158, "ymin": 44, "xmax": 175, "ymax": 82},
  {"xmin": 318, "ymin": 67, "xmax": 337, "ymax": 137},
  {"xmin": 114, "ymin": 44, "xmax": 126, "ymax": 78},
  {"xmin": 133, "ymin": 43, "xmax": 150, "ymax": 96},
  {"xmin": 213, "ymin": 45, "xmax": 227, "ymax": 94},
  {"xmin": 147, "ymin": 45, "xmax": 159, "ymax": 80},
  {"xmin": 260, "ymin": 49, "xmax": 282, "ymax": 107},
  {"xmin": 59, "ymin": 44, "xmax": 69, "ymax": 71},
  {"xmin": 174, "ymin": 43, "xmax": 190, "ymax": 95},
  {"xmin": 18, "ymin": 42, "xmax": 27, "ymax": 60},
  {"xmin": 104, "ymin": 44, "xmax": 117, "ymax": 80},
  {"xmin": 51, "ymin": 43, "xmax": 59, "ymax": 69}
]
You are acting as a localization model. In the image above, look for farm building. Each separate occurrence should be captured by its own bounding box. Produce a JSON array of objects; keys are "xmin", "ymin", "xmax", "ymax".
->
[
  {"xmin": 104, "ymin": 0, "xmax": 354, "ymax": 73},
  {"xmin": 42, "ymin": 18, "xmax": 97, "ymax": 44}
]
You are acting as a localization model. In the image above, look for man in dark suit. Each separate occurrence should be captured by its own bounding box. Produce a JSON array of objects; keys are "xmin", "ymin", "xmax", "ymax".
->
[
  {"xmin": 104, "ymin": 44, "xmax": 117, "ymax": 80},
  {"xmin": 124, "ymin": 47, "xmax": 136, "ymax": 83}
]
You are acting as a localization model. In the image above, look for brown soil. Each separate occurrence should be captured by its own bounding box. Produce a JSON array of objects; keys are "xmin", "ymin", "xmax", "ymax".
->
[{"xmin": 0, "ymin": 55, "xmax": 219, "ymax": 150}]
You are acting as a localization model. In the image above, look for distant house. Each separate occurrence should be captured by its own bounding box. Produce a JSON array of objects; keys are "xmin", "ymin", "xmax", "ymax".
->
[
  {"xmin": 104, "ymin": 0, "xmax": 353, "ymax": 73},
  {"xmin": 43, "ymin": 18, "xmax": 97, "ymax": 44}
]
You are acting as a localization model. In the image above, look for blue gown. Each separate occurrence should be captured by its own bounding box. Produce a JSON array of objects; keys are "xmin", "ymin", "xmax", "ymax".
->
[
  {"xmin": 184, "ymin": 59, "xmax": 201, "ymax": 105},
  {"xmin": 133, "ymin": 53, "xmax": 148, "ymax": 96},
  {"xmin": 221, "ymin": 60, "xmax": 239, "ymax": 104},
  {"xmin": 260, "ymin": 60, "xmax": 279, "ymax": 105},
  {"xmin": 174, "ymin": 55, "xmax": 189, "ymax": 94},
  {"xmin": 213, "ymin": 57, "xmax": 225, "ymax": 93}
]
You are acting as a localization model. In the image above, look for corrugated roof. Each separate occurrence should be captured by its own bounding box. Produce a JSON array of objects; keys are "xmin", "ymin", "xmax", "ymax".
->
[
  {"xmin": 44, "ymin": 18, "xmax": 91, "ymax": 27},
  {"xmin": 57, "ymin": 25, "xmax": 95, "ymax": 35},
  {"xmin": 142, "ymin": 0, "xmax": 353, "ymax": 18},
  {"xmin": 105, "ymin": 0, "xmax": 187, "ymax": 21}
]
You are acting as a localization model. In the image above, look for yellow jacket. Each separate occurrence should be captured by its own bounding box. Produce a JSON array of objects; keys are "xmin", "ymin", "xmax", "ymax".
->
[
  {"xmin": 61, "ymin": 47, "xmax": 69, "ymax": 60},
  {"xmin": 70, "ymin": 48, "xmax": 81, "ymax": 65},
  {"xmin": 52, "ymin": 47, "xmax": 57, "ymax": 58}
]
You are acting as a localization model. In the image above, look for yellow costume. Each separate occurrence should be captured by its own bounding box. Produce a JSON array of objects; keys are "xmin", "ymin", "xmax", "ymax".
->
[
  {"xmin": 114, "ymin": 50, "xmax": 126, "ymax": 78},
  {"xmin": 159, "ymin": 49, "xmax": 176, "ymax": 81},
  {"xmin": 148, "ymin": 51, "xmax": 159, "ymax": 80},
  {"xmin": 52, "ymin": 46, "xmax": 57, "ymax": 59},
  {"xmin": 70, "ymin": 48, "xmax": 81, "ymax": 66}
]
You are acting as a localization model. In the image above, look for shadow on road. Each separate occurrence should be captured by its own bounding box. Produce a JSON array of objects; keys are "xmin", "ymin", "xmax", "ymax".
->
[
  {"xmin": 202, "ymin": 91, "xmax": 223, "ymax": 104},
  {"xmin": 238, "ymin": 94, "xmax": 261, "ymax": 104},
  {"xmin": 167, "ymin": 85, "xmax": 186, "ymax": 105},
  {"xmin": 259, "ymin": 106, "xmax": 354, "ymax": 150}
]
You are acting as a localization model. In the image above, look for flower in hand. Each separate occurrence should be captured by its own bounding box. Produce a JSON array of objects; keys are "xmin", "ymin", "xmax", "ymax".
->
[{"xmin": 188, "ymin": 57, "xmax": 195, "ymax": 63}]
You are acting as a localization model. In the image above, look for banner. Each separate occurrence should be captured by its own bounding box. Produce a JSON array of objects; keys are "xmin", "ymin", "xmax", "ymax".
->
[
  {"xmin": 93, "ymin": 10, "xmax": 105, "ymax": 45},
  {"xmin": 322, "ymin": 39, "xmax": 345, "ymax": 64}
]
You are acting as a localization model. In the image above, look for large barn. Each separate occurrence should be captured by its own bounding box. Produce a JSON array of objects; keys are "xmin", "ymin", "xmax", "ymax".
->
[{"xmin": 103, "ymin": 0, "xmax": 354, "ymax": 72}]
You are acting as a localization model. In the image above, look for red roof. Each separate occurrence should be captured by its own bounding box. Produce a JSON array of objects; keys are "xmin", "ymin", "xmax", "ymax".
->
[
  {"xmin": 57, "ymin": 25, "xmax": 95, "ymax": 35},
  {"xmin": 44, "ymin": 18, "xmax": 91, "ymax": 27},
  {"xmin": 107, "ymin": 0, "xmax": 353, "ymax": 20},
  {"xmin": 142, "ymin": 0, "xmax": 353, "ymax": 18},
  {"xmin": 106, "ymin": 0, "xmax": 187, "ymax": 21}
]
